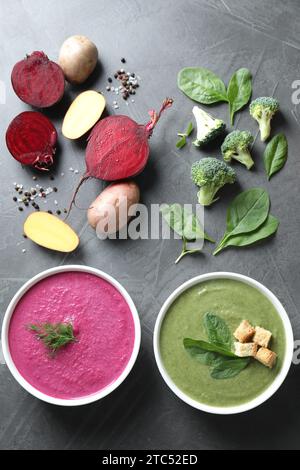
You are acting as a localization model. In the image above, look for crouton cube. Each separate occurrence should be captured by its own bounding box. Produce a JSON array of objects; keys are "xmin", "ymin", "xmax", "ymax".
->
[
  {"xmin": 234, "ymin": 342, "xmax": 258, "ymax": 358},
  {"xmin": 255, "ymin": 347, "xmax": 277, "ymax": 368},
  {"xmin": 253, "ymin": 326, "xmax": 272, "ymax": 348},
  {"xmin": 234, "ymin": 320, "xmax": 255, "ymax": 343}
]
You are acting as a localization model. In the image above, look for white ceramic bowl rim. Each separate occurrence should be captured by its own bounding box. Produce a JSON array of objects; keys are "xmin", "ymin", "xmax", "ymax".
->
[
  {"xmin": 1, "ymin": 265, "xmax": 141, "ymax": 407},
  {"xmin": 153, "ymin": 271, "xmax": 294, "ymax": 415}
]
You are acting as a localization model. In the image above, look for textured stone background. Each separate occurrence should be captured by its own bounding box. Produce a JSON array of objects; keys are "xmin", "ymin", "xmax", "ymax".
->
[{"xmin": 0, "ymin": 0, "xmax": 300, "ymax": 450}]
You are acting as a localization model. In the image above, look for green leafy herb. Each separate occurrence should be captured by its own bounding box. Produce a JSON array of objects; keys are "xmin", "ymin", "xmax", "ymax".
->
[
  {"xmin": 183, "ymin": 313, "xmax": 250, "ymax": 380},
  {"xmin": 204, "ymin": 312, "xmax": 232, "ymax": 350},
  {"xmin": 183, "ymin": 338, "xmax": 220, "ymax": 366},
  {"xmin": 176, "ymin": 122, "xmax": 194, "ymax": 149},
  {"xmin": 28, "ymin": 322, "xmax": 77, "ymax": 355},
  {"xmin": 183, "ymin": 338, "xmax": 236, "ymax": 359},
  {"xmin": 160, "ymin": 203, "xmax": 215, "ymax": 264},
  {"xmin": 210, "ymin": 357, "xmax": 250, "ymax": 379},
  {"xmin": 263, "ymin": 133, "xmax": 288, "ymax": 180},
  {"xmin": 214, "ymin": 188, "xmax": 271, "ymax": 255},
  {"xmin": 173, "ymin": 238, "xmax": 203, "ymax": 264},
  {"xmin": 178, "ymin": 66, "xmax": 252, "ymax": 123},
  {"xmin": 214, "ymin": 214, "xmax": 279, "ymax": 254},
  {"xmin": 227, "ymin": 68, "xmax": 252, "ymax": 125},
  {"xmin": 178, "ymin": 67, "xmax": 228, "ymax": 104},
  {"xmin": 176, "ymin": 136, "xmax": 187, "ymax": 149}
]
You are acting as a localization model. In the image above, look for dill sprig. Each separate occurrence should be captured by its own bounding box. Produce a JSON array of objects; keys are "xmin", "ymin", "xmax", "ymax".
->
[{"xmin": 28, "ymin": 322, "xmax": 77, "ymax": 355}]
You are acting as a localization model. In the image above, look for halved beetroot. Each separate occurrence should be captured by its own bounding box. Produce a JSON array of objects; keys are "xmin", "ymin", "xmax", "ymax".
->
[
  {"xmin": 11, "ymin": 51, "xmax": 65, "ymax": 108},
  {"xmin": 6, "ymin": 111, "xmax": 57, "ymax": 170}
]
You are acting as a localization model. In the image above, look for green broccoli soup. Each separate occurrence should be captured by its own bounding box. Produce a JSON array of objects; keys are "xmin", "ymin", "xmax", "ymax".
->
[{"xmin": 159, "ymin": 279, "xmax": 286, "ymax": 407}]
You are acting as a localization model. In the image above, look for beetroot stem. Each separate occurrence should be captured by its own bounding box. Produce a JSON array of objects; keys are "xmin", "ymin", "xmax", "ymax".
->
[{"xmin": 146, "ymin": 97, "xmax": 173, "ymax": 135}]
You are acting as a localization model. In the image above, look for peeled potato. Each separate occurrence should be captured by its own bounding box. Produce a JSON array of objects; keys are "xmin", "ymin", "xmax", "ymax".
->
[
  {"xmin": 58, "ymin": 35, "xmax": 98, "ymax": 84},
  {"xmin": 62, "ymin": 90, "xmax": 106, "ymax": 139},
  {"xmin": 24, "ymin": 212, "xmax": 79, "ymax": 252}
]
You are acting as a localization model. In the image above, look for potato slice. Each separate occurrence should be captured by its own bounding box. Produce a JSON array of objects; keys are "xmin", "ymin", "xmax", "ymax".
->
[
  {"xmin": 24, "ymin": 212, "xmax": 79, "ymax": 252},
  {"xmin": 62, "ymin": 90, "xmax": 106, "ymax": 139}
]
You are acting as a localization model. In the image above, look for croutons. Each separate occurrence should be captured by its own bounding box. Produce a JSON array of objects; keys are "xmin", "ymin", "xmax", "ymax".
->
[
  {"xmin": 255, "ymin": 347, "xmax": 277, "ymax": 369},
  {"xmin": 233, "ymin": 319, "xmax": 277, "ymax": 369},
  {"xmin": 234, "ymin": 342, "xmax": 258, "ymax": 358},
  {"xmin": 253, "ymin": 326, "xmax": 272, "ymax": 348},
  {"xmin": 234, "ymin": 320, "xmax": 255, "ymax": 343}
]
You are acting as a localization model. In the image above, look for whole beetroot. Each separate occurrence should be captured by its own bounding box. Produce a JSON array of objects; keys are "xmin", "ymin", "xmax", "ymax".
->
[
  {"xmin": 68, "ymin": 98, "xmax": 173, "ymax": 212},
  {"xmin": 6, "ymin": 111, "xmax": 57, "ymax": 170},
  {"xmin": 11, "ymin": 51, "xmax": 65, "ymax": 108}
]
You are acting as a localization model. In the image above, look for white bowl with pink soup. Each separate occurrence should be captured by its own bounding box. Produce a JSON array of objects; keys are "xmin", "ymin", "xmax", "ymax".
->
[{"xmin": 1, "ymin": 265, "xmax": 141, "ymax": 406}]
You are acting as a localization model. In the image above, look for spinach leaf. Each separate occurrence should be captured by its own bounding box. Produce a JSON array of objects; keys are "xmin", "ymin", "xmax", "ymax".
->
[
  {"xmin": 184, "ymin": 315, "xmax": 251, "ymax": 380},
  {"xmin": 226, "ymin": 188, "xmax": 269, "ymax": 236},
  {"xmin": 227, "ymin": 68, "xmax": 252, "ymax": 125},
  {"xmin": 178, "ymin": 67, "xmax": 228, "ymax": 104},
  {"xmin": 214, "ymin": 215, "xmax": 279, "ymax": 254},
  {"xmin": 161, "ymin": 204, "xmax": 215, "ymax": 264},
  {"xmin": 160, "ymin": 204, "xmax": 214, "ymax": 242},
  {"xmin": 183, "ymin": 338, "xmax": 236, "ymax": 359},
  {"xmin": 214, "ymin": 188, "xmax": 274, "ymax": 255},
  {"xmin": 263, "ymin": 133, "xmax": 288, "ymax": 180},
  {"xmin": 183, "ymin": 338, "xmax": 221, "ymax": 366},
  {"xmin": 204, "ymin": 313, "xmax": 232, "ymax": 350},
  {"xmin": 210, "ymin": 357, "xmax": 250, "ymax": 380}
]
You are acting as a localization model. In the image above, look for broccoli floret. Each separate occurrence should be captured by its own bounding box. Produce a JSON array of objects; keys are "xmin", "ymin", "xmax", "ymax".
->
[
  {"xmin": 249, "ymin": 97, "xmax": 279, "ymax": 142},
  {"xmin": 191, "ymin": 157, "xmax": 236, "ymax": 206},
  {"xmin": 192, "ymin": 106, "xmax": 226, "ymax": 147},
  {"xmin": 221, "ymin": 130, "xmax": 254, "ymax": 170}
]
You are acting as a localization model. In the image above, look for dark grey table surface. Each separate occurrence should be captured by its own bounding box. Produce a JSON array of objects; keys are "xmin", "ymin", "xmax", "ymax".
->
[{"xmin": 0, "ymin": 0, "xmax": 300, "ymax": 450}]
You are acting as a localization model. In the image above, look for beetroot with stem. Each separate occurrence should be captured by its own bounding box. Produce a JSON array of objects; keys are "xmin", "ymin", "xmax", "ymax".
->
[
  {"xmin": 68, "ymin": 98, "xmax": 173, "ymax": 211},
  {"xmin": 6, "ymin": 111, "xmax": 57, "ymax": 170},
  {"xmin": 11, "ymin": 51, "xmax": 65, "ymax": 108}
]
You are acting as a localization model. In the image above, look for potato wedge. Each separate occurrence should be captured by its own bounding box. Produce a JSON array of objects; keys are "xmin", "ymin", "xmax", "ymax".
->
[
  {"xmin": 62, "ymin": 90, "xmax": 106, "ymax": 139},
  {"xmin": 24, "ymin": 212, "xmax": 79, "ymax": 252}
]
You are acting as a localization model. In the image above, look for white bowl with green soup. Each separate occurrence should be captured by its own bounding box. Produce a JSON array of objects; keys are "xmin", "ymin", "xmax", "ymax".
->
[{"xmin": 154, "ymin": 272, "xmax": 293, "ymax": 415}]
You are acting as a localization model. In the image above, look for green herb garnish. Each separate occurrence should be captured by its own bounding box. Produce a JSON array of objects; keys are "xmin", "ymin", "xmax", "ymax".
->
[
  {"xmin": 184, "ymin": 313, "xmax": 250, "ymax": 380},
  {"xmin": 263, "ymin": 133, "xmax": 288, "ymax": 180},
  {"xmin": 177, "ymin": 66, "xmax": 252, "ymax": 124},
  {"xmin": 226, "ymin": 68, "xmax": 252, "ymax": 125},
  {"xmin": 213, "ymin": 188, "xmax": 279, "ymax": 255},
  {"xmin": 160, "ymin": 203, "xmax": 215, "ymax": 264},
  {"xmin": 176, "ymin": 122, "xmax": 193, "ymax": 149},
  {"xmin": 28, "ymin": 322, "xmax": 77, "ymax": 355}
]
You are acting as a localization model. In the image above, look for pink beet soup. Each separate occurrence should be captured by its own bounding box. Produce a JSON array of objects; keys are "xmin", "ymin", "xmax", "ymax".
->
[{"xmin": 8, "ymin": 271, "xmax": 136, "ymax": 399}]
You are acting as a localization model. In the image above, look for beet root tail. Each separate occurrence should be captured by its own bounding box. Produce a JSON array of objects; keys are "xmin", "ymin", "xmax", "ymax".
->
[{"xmin": 65, "ymin": 175, "xmax": 90, "ymax": 219}]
